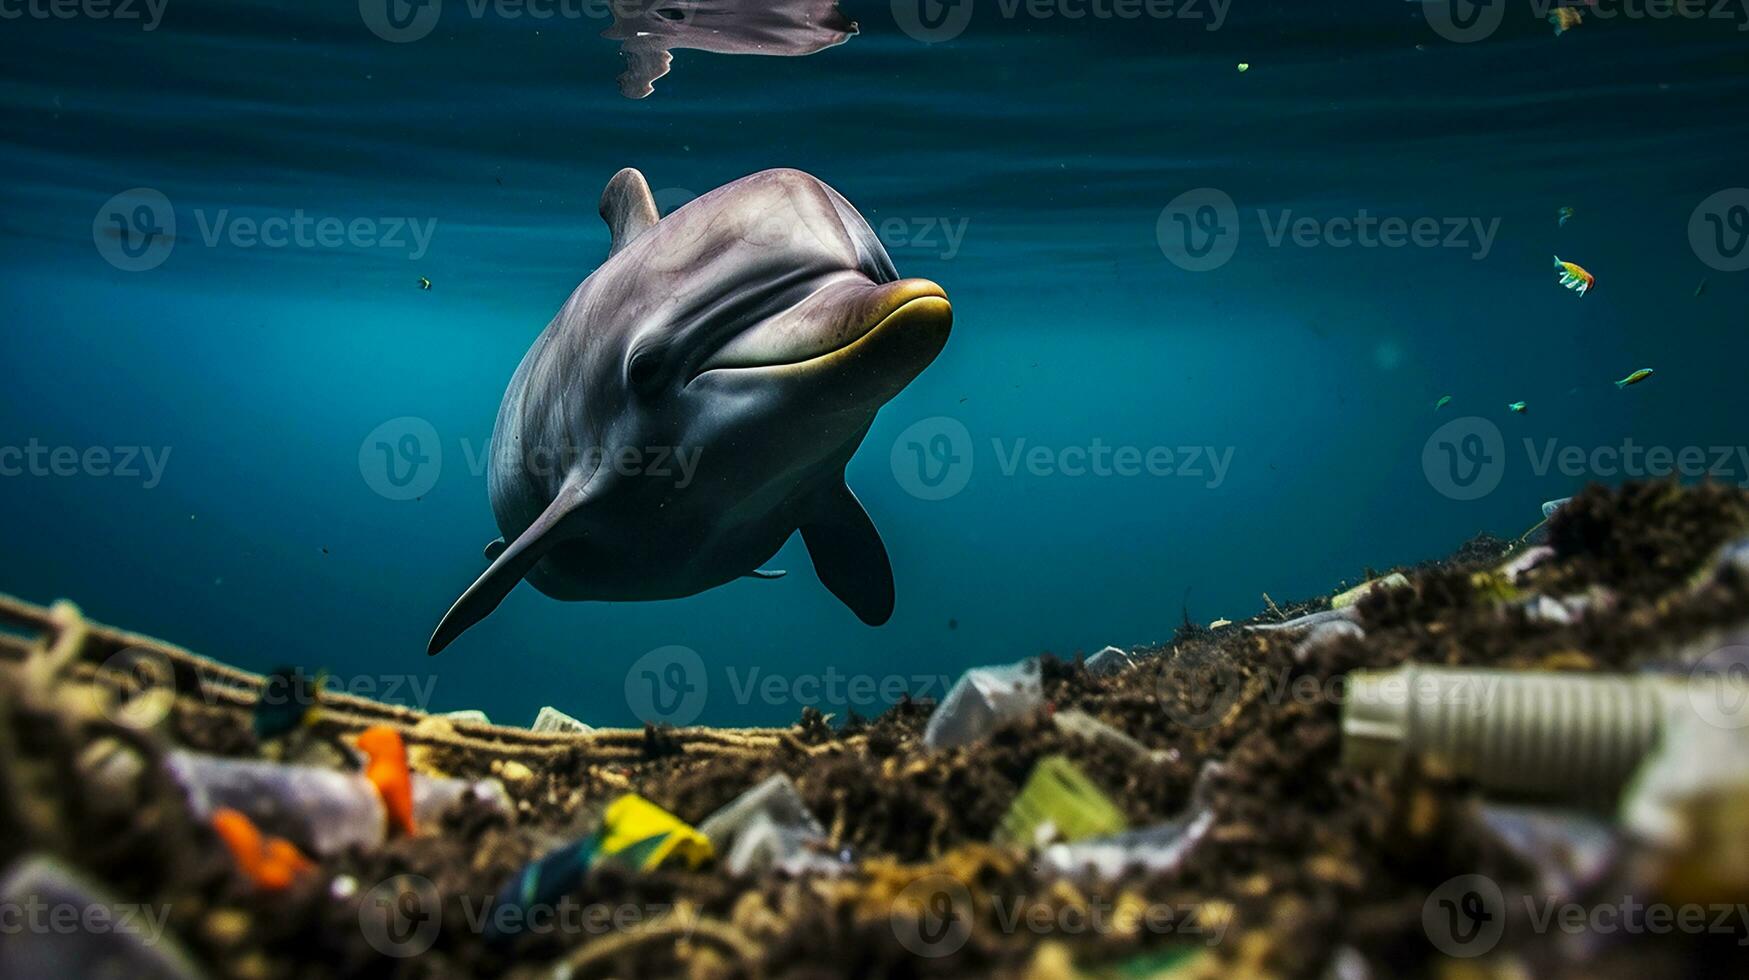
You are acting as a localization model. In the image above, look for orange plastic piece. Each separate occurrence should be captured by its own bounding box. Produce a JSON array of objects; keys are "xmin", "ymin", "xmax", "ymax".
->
[
  {"xmin": 356, "ymin": 725, "xmax": 417, "ymax": 837},
  {"xmin": 211, "ymin": 808, "xmax": 314, "ymax": 890}
]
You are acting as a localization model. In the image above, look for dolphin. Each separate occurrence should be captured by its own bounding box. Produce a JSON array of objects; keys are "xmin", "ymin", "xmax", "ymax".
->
[{"xmin": 427, "ymin": 167, "xmax": 952, "ymax": 655}]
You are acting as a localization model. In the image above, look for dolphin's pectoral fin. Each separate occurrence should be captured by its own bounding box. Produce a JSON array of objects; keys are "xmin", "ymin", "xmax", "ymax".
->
[
  {"xmin": 429, "ymin": 477, "xmax": 593, "ymax": 656},
  {"xmin": 483, "ymin": 538, "xmax": 506, "ymax": 562},
  {"xmin": 600, "ymin": 168, "xmax": 660, "ymax": 257},
  {"xmin": 799, "ymin": 482, "xmax": 894, "ymax": 626},
  {"xmin": 744, "ymin": 568, "xmax": 787, "ymax": 580}
]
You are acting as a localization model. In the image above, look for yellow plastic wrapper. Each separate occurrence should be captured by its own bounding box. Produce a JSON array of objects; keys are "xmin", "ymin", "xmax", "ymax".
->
[
  {"xmin": 601, "ymin": 794, "xmax": 714, "ymax": 870},
  {"xmin": 997, "ymin": 756, "xmax": 1127, "ymax": 848}
]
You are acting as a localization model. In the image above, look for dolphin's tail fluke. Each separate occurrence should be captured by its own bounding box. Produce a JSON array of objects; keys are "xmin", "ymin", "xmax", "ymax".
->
[{"xmin": 428, "ymin": 477, "xmax": 591, "ymax": 656}]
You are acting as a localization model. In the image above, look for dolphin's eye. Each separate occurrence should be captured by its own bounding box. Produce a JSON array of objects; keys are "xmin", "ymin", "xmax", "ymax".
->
[{"xmin": 626, "ymin": 348, "xmax": 661, "ymax": 391}]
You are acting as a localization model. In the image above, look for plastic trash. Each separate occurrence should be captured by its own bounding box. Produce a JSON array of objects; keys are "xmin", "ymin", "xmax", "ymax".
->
[
  {"xmin": 1035, "ymin": 808, "xmax": 1214, "ymax": 883},
  {"xmin": 1331, "ymin": 573, "xmax": 1409, "ymax": 610},
  {"xmin": 1621, "ymin": 712, "xmax": 1749, "ymax": 902},
  {"xmin": 922, "ymin": 658, "xmax": 1043, "ymax": 750},
  {"xmin": 488, "ymin": 794, "xmax": 712, "ymax": 942},
  {"xmin": 531, "ymin": 706, "xmax": 593, "ymax": 734},
  {"xmin": 698, "ymin": 774, "xmax": 825, "ymax": 853},
  {"xmin": 1522, "ymin": 594, "xmax": 1577, "ymax": 626},
  {"xmin": 1542, "ymin": 497, "xmax": 1572, "ymax": 519},
  {"xmin": 595, "ymin": 794, "xmax": 713, "ymax": 871},
  {"xmin": 1477, "ymin": 804, "xmax": 1618, "ymax": 902},
  {"xmin": 720, "ymin": 811, "xmax": 848, "ymax": 877},
  {"xmin": 996, "ymin": 756, "xmax": 1127, "ymax": 848},
  {"xmin": 1083, "ymin": 646, "xmax": 1135, "ymax": 678},
  {"xmin": 166, "ymin": 750, "xmax": 509, "ymax": 856},
  {"xmin": 0, "ymin": 855, "xmax": 206, "ymax": 979},
  {"xmin": 1719, "ymin": 536, "xmax": 1749, "ymax": 576},
  {"xmin": 1052, "ymin": 710, "xmax": 1166, "ymax": 763},
  {"xmin": 1292, "ymin": 620, "xmax": 1365, "ymax": 663},
  {"xmin": 1498, "ymin": 545, "xmax": 1555, "ymax": 582},
  {"xmin": 442, "ymin": 709, "xmax": 491, "ymax": 725},
  {"xmin": 1342, "ymin": 665, "xmax": 1748, "ymax": 802},
  {"xmin": 1245, "ymin": 606, "xmax": 1358, "ymax": 634}
]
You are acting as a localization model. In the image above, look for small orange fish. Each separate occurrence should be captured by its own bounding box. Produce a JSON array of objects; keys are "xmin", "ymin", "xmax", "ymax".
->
[
  {"xmin": 1554, "ymin": 255, "xmax": 1594, "ymax": 296},
  {"xmin": 211, "ymin": 808, "xmax": 314, "ymax": 891},
  {"xmin": 357, "ymin": 725, "xmax": 417, "ymax": 837}
]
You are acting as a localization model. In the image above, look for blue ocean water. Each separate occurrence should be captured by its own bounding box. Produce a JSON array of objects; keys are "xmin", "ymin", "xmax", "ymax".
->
[{"xmin": 3, "ymin": 1, "xmax": 1747, "ymax": 727}]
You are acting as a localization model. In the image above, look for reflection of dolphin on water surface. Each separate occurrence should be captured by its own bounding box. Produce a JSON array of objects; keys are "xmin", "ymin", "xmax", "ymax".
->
[
  {"xmin": 428, "ymin": 168, "xmax": 952, "ymax": 655},
  {"xmin": 602, "ymin": 0, "xmax": 857, "ymax": 98}
]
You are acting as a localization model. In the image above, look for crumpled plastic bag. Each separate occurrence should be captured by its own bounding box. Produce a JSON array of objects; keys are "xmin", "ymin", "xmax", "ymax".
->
[
  {"xmin": 166, "ymin": 750, "xmax": 508, "ymax": 856},
  {"xmin": 923, "ymin": 658, "xmax": 1043, "ymax": 750}
]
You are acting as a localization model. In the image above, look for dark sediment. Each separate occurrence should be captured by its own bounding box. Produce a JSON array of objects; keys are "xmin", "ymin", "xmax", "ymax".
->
[{"xmin": 1, "ymin": 480, "xmax": 1747, "ymax": 978}]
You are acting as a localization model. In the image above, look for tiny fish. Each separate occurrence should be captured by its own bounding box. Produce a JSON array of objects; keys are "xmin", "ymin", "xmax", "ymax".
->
[
  {"xmin": 1549, "ymin": 6, "xmax": 1582, "ymax": 34},
  {"xmin": 1558, "ymin": 206, "xmax": 1574, "ymax": 227},
  {"xmin": 1508, "ymin": 401, "xmax": 1528, "ymax": 414},
  {"xmin": 1615, "ymin": 368, "xmax": 1654, "ymax": 389},
  {"xmin": 1695, "ymin": 278, "xmax": 1707, "ymax": 298},
  {"xmin": 1553, "ymin": 255, "xmax": 1594, "ymax": 296},
  {"xmin": 357, "ymin": 726, "xmax": 417, "ymax": 837},
  {"xmin": 253, "ymin": 666, "xmax": 324, "ymax": 740},
  {"xmin": 1434, "ymin": 394, "xmax": 1452, "ymax": 411},
  {"xmin": 417, "ymin": 276, "xmax": 432, "ymax": 290}
]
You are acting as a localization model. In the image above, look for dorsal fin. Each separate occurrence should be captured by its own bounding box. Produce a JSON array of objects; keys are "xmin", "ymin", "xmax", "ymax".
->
[{"xmin": 599, "ymin": 168, "xmax": 660, "ymax": 257}]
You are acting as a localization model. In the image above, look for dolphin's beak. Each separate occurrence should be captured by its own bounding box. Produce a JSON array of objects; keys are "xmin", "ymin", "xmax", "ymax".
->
[{"xmin": 694, "ymin": 277, "xmax": 951, "ymax": 383}]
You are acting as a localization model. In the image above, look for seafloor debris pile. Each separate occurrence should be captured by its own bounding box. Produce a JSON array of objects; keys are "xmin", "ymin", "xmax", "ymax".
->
[{"xmin": 2, "ymin": 481, "xmax": 1748, "ymax": 978}]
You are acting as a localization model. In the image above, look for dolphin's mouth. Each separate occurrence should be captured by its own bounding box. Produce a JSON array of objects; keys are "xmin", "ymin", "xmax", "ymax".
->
[{"xmin": 691, "ymin": 277, "xmax": 949, "ymax": 381}]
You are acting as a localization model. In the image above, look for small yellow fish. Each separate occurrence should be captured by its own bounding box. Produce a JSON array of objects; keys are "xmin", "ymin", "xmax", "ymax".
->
[
  {"xmin": 1615, "ymin": 368, "xmax": 1653, "ymax": 389},
  {"xmin": 1550, "ymin": 6, "xmax": 1583, "ymax": 35},
  {"xmin": 417, "ymin": 276, "xmax": 432, "ymax": 291},
  {"xmin": 1553, "ymin": 256, "xmax": 1594, "ymax": 296}
]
